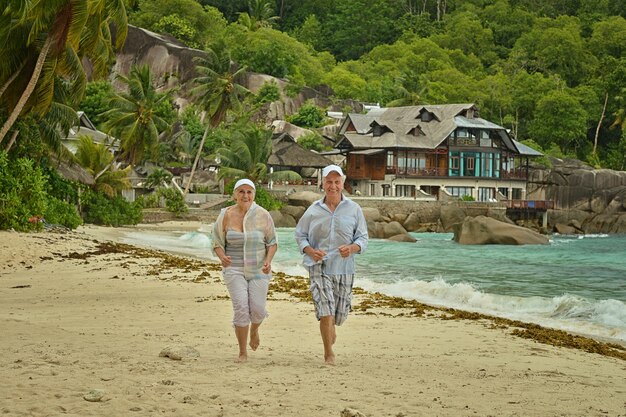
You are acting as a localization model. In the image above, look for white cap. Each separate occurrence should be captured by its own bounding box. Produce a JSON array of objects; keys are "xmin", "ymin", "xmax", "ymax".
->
[
  {"xmin": 322, "ymin": 164, "xmax": 344, "ymax": 178},
  {"xmin": 234, "ymin": 178, "xmax": 255, "ymax": 191}
]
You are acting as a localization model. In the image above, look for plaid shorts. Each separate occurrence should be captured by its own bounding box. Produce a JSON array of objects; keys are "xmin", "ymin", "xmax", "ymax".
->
[{"xmin": 308, "ymin": 264, "xmax": 354, "ymax": 326}]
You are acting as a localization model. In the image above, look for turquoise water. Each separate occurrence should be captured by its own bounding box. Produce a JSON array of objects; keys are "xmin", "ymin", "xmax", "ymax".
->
[{"xmin": 119, "ymin": 228, "xmax": 626, "ymax": 343}]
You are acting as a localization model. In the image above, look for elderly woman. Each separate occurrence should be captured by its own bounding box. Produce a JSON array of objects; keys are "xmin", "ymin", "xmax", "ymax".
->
[{"xmin": 212, "ymin": 179, "xmax": 278, "ymax": 363}]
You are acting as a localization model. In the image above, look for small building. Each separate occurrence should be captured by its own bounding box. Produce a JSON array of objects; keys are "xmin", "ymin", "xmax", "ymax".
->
[
  {"xmin": 336, "ymin": 103, "xmax": 541, "ymax": 201},
  {"xmin": 268, "ymin": 132, "xmax": 335, "ymax": 188},
  {"xmin": 62, "ymin": 111, "xmax": 117, "ymax": 154}
]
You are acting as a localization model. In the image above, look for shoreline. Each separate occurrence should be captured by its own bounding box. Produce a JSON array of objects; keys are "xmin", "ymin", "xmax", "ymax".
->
[{"xmin": 2, "ymin": 227, "xmax": 625, "ymax": 416}]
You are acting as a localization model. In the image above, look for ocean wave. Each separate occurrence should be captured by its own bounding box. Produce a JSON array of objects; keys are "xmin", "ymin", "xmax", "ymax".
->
[{"xmin": 353, "ymin": 277, "xmax": 626, "ymax": 342}]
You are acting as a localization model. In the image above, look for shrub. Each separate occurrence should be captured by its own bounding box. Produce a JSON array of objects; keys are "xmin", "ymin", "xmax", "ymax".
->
[
  {"xmin": 156, "ymin": 187, "xmax": 188, "ymax": 216},
  {"xmin": 82, "ymin": 189, "xmax": 143, "ymax": 226},
  {"xmin": 224, "ymin": 181, "xmax": 282, "ymax": 212},
  {"xmin": 0, "ymin": 152, "xmax": 48, "ymax": 231},
  {"xmin": 287, "ymin": 102, "xmax": 327, "ymax": 128},
  {"xmin": 255, "ymin": 80, "xmax": 281, "ymax": 104},
  {"xmin": 44, "ymin": 197, "xmax": 83, "ymax": 229}
]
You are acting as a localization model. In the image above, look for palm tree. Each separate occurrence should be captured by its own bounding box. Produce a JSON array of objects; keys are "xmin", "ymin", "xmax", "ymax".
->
[
  {"xmin": 0, "ymin": 0, "xmax": 128, "ymax": 144},
  {"xmin": 237, "ymin": 0, "xmax": 279, "ymax": 31},
  {"xmin": 101, "ymin": 65, "xmax": 173, "ymax": 166},
  {"xmin": 184, "ymin": 44, "xmax": 250, "ymax": 194},
  {"xmin": 216, "ymin": 124, "xmax": 300, "ymax": 183},
  {"xmin": 75, "ymin": 135, "xmax": 131, "ymax": 197}
]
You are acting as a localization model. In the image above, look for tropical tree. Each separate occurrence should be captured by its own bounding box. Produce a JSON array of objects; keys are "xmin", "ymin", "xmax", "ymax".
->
[
  {"xmin": 215, "ymin": 124, "xmax": 300, "ymax": 183},
  {"xmin": 184, "ymin": 44, "xmax": 249, "ymax": 194},
  {"xmin": 237, "ymin": 0, "xmax": 279, "ymax": 31},
  {"xmin": 74, "ymin": 135, "xmax": 131, "ymax": 197},
  {"xmin": 0, "ymin": 0, "xmax": 128, "ymax": 144},
  {"xmin": 101, "ymin": 65, "xmax": 173, "ymax": 166}
]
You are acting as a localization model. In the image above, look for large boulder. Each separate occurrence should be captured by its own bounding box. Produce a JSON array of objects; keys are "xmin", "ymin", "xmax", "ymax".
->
[
  {"xmin": 280, "ymin": 205, "xmax": 305, "ymax": 222},
  {"xmin": 453, "ymin": 216, "xmax": 549, "ymax": 245},
  {"xmin": 362, "ymin": 207, "xmax": 383, "ymax": 222},
  {"xmin": 287, "ymin": 191, "xmax": 321, "ymax": 208},
  {"xmin": 440, "ymin": 204, "xmax": 467, "ymax": 232},
  {"xmin": 269, "ymin": 210, "xmax": 296, "ymax": 228}
]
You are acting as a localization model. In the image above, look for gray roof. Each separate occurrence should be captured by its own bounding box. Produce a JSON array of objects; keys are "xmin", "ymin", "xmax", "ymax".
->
[
  {"xmin": 513, "ymin": 140, "xmax": 544, "ymax": 156},
  {"xmin": 337, "ymin": 104, "xmax": 518, "ymax": 152},
  {"xmin": 268, "ymin": 133, "xmax": 334, "ymax": 168}
]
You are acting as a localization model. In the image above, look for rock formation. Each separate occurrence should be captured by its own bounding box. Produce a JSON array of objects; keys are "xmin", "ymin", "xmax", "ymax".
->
[
  {"xmin": 453, "ymin": 216, "xmax": 549, "ymax": 245},
  {"xmin": 528, "ymin": 158, "xmax": 626, "ymax": 234}
]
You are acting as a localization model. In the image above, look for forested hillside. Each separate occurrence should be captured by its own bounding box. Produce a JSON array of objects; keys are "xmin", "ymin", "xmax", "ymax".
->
[
  {"xmin": 1, "ymin": 0, "xmax": 626, "ymax": 231},
  {"xmin": 126, "ymin": 0, "xmax": 626, "ymax": 168}
]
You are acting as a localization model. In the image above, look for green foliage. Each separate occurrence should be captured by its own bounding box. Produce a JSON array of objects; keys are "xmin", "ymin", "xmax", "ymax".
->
[
  {"xmin": 224, "ymin": 181, "xmax": 282, "ymax": 211},
  {"xmin": 291, "ymin": 14, "xmax": 324, "ymax": 50},
  {"xmin": 528, "ymin": 90, "xmax": 589, "ymax": 153},
  {"xmin": 298, "ymin": 132, "xmax": 327, "ymax": 152},
  {"xmin": 102, "ymin": 65, "xmax": 173, "ymax": 165},
  {"xmin": 254, "ymin": 80, "xmax": 281, "ymax": 104},
  {"xmin": 82, "ymin": 189, "xmax": 143, "ymax": 226},
  {"xmin": 130, "ymin": 0, "xmax": 227, "ymax": 48},
  {"xmin": 136, "ymin": 193, "xmax": 160, "ymax": 208},
  {"xmin": 80, "ymin": 81, "xmax": 114, "ymax": 129},
  {"xmin": 156, "ymin": 187, "xmax": 189, "ymax": 216},
  {"xmin": 288, "ymin": 103, "xmax": 327, "ymax": 128},
  {"xmin": 460, "ymin": 195, "xmax": 476, "ymax": 201},
  {"xmin": 0, "ymin": 153, "xmax": 48, "ymax": 231},
  {"xmin": 145, "ymin": 168, "xmax": 173, "ymax": 188},
  {"xmin": 75, "ymin": 136, "xmax": 132, "ymax": 197},
  {"xmin": 44, "ymin": 197, "xmax": 82, "ymax": 229},
  {"xmin": 154, "ymin": 14, "xmax": 200, "ymax": 48}
]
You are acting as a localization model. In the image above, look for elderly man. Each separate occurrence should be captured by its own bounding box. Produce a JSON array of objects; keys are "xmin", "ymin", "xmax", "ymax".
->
[{"xmin": 294, "ymin": 164, "xmax": 369, "ymax": 365}]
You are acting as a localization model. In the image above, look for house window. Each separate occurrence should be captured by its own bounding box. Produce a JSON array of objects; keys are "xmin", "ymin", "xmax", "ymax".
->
[
  {"xmin": 448, "ymin": 187, "xmax": 473, "ymax": 198},
  {"xmin": 466, "ymin": 157, "xmax": 475, "ymax": 170},
  {"xmin": 450, "ymin": 156, "xmax": 460, "ymax": 169},
  {"xmin": 370, "ymin": 184, "xmax": 376, "ymax": 196},
  {"xmin": 396, "ymin": 185, "xmax": 414, "ymax": 197},
  {"xmin": 386, "ymin": 151, "xmax": 394, "ymax": 170},
  {"xmin": 382, "ymin": 184, "xmax": 391, "ymax": 196},
  {"xmin": 478, "ymin": 187, "xmax": 495, "ymax": 202}
]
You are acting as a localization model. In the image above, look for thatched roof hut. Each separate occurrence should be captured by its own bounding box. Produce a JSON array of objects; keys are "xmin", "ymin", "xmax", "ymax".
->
[{"xmin": 269, "ymin": 133, "xmax": 334, "ymax": 172}]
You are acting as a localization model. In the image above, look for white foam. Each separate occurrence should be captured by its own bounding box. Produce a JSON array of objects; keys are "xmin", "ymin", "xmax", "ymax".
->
[{"xmin": 354, "ymin": 277, "xmax": 626, "ymax": 343}]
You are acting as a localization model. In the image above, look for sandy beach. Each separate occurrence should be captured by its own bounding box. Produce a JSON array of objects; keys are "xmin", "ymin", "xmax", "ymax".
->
[{"xmin": 1, "ymin": 225, "xmax": 625, "ymax": 417}]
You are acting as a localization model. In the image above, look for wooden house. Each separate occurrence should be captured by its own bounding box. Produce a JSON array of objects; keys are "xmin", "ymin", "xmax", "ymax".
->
[{"xmin": 336, "ymin": 104, "xmax": 542, "ymax": 201}]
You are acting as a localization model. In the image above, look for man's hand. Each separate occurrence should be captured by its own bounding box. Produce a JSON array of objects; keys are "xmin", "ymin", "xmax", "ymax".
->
[
  {"xmin": 305, "ymin": 246, "xmax": 327, "ymax": 263},
  {"xmin": 338, "ymin": 244, "xmax": 355, "ymax": 258}
]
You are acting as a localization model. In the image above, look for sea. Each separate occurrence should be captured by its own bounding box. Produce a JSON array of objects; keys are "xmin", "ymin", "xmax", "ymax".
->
[{"xmin": 116, "ymin": 227, "xmax": 626, "ymax": 344}]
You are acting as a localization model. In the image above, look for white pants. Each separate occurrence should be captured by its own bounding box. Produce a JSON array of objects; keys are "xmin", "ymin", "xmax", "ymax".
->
[{"xmin": 223, "ymin": 268, "xmax": 270, "ymax": 327}]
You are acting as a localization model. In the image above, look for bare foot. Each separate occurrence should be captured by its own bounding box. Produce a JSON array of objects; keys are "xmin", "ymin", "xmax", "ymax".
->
[
  {"xmin": 236, "ymin": 353, "xmax": 248, "ymax": 363},
  {"xmin": 324, "ymin": 354, "xmax": 336, "ymax": 366},
  {"xmin": 249, "ymin": 330, "xmax": 260, "ymax": 351}
]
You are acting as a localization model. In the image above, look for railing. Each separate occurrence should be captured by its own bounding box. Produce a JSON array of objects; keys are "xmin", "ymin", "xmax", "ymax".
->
[
  {"xmin": 388, "ymin": 167, "xmax": 527, "ymax": 179},
  {"xmin": 504, "ymin": 200, "xmax": 554, "ymax": 210}
]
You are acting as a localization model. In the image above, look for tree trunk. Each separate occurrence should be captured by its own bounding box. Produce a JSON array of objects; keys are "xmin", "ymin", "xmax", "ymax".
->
[
  {"xmin": 0, "ymin": 61, "xmax": 26, "ymax": 100},
  {"xmin": 0, "ymin": 37, "xmax": 52, "ymax": 144},
  {"xmin": 183, "ymin": 124, "xmax": 210, "ymax": 195},
  {"xmin": 4, "ymin": 129, "xmax": 19, "ymax": 152},
  {"xmin": 593, "ymin": 92, "xmax": 608, "ymax": 155}
]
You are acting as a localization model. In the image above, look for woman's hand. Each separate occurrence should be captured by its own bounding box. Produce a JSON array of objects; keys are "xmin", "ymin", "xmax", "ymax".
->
[
  {"xmin": 262, "ymin": 260, "xmax": 271, "ymax": 274},
  {"xmin": 219, "ymin": 255, "xmax": 232, "ymax": 267}
]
